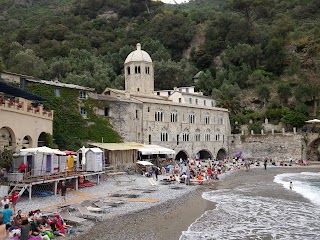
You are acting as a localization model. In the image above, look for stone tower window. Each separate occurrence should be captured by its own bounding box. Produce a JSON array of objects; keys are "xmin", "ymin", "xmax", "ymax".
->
[
  {"xmin": 145, "ymin": 67, "xmax": 150, "ymax": 74},
  {"xmin": 127, "ymin": 66, "xmax": 130, "ymax": 75},
  {"xmin": 135, "ymin": 66, "xmax": 141, "ymax": 74}
]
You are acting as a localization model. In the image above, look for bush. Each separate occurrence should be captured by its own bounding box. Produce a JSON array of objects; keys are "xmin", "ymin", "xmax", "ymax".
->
[{"xmin": 248, "ymin": 122, "xmax": 263, "ymax": 134}]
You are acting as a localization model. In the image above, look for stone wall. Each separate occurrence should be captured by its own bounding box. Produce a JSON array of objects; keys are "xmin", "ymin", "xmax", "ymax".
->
[{"xmin": 229, "ymin": 134, "xmax": 306, "ymax": 162}]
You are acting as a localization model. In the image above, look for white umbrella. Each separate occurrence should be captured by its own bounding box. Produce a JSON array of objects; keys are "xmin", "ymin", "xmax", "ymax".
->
[
  {"xmin": 20, "ymin": 146, "xmax": 66, "ymax": 155},
  {"xmin": 136, "ymin": 160, "xmax": 153, "ymax": 166},
  {"xmin": 80, "ymin": 146, "xmax": 86, "ymax": 165},
  {"xmin": 305, "ymin": 119, "xmax": 320, "ymax": 123}
]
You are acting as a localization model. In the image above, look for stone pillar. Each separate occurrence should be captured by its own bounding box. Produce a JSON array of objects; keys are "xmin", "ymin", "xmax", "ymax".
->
[
  {"xmin": 264, "ymin": 118, "xmax": 268, "ymax": 124},
  {"xmin": 29, "ymin": 184, "xmax": 32, "ymax": 200},
  {"xmin": 282, "ymin": 128, "xmax": 285, "ymax": 134},
  {"xmin": 241, "ymin": 130, "xmax": 244, "ymax": 135},
  {"xmin": 293, "ymin": 127, "xmax": 296, "ymax": 134},
  {"xmin": 251, "ymin": 130, "xmax": 254, "ymax": 135},
  {"xmin": 261, "ymin": 129, "xmax": 264, "ymax": 135},
  {"xmin": 271, "ymin": 129, "xmax": 274, "ymax": 135}
]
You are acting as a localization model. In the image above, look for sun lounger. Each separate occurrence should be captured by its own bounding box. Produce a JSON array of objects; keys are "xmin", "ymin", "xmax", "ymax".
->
[
  {"xmin": 93, "ymin": 201, "xmax": 113, "ymax": 209},
  {"xmin": 59, "ymin": 209, "xmax": 86, "ymax": 225},
  {"xmin": 78, "ymin": 206, "xmax": 102, "ymax": 222}
]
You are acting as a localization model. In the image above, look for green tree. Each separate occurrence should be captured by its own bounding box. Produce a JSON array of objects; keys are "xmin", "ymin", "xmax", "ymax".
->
[
  {"xmin": 257, "ymin": 85, "xmax": 270, "ymax": 107},
  {"xmin": 277, "ymin": 82, "xmax": 292, "ymax": 105},
  {"xmin": 281, "ymin": 110, "xmax": 308, "ymax": 128}
]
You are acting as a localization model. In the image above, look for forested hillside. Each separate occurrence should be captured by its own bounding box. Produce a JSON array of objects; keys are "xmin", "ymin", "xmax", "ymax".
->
[{"xmin": 0, "ymin": 0, "xmax": 320, "ymax": 133}]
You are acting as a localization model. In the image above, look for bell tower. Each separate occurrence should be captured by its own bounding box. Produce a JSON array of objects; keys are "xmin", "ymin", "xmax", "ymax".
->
[{"xmin": 124, "ymin": 43, "xmax": 154, "ymax": 94}]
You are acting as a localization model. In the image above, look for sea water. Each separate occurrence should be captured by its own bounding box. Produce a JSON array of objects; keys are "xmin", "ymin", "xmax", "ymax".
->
[{"xmin": 180, "ymin": 172, "xmax": 320, "ymax": 240}]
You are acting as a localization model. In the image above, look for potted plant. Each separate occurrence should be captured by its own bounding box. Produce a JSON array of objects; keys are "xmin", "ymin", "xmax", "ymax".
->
[
  {"xmin": 0, "ymin": 98, "xmax": 4, "ymax": 104},
  {"xmin": 17, "ymin": 102, "xmax": 23, "ymax": 108},
  {"xmin": 8, "ymin": 99, "xmax": 14, "ymax": 106}
]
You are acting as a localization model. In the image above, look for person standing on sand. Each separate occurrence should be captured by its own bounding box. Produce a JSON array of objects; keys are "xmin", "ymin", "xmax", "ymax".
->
[
  {"xmin": 264, "ymin": 159, "xmax": 267, "ymax": 170},
  {"xmin": 61, "ymin": 181, "xmax": 67, "ymax": 203},
  {"xmin": 289, "ymin": 181, "xmax": 293, "ymax": 190}
]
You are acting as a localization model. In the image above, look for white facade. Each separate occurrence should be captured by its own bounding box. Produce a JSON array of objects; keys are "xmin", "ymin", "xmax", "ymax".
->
[{"xmin": 99, "ymin": 43, "xmax": 231, "ymax": 160}]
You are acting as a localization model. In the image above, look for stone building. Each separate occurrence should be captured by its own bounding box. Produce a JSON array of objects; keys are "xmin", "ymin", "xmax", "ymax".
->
[{"xmin": 94, "ymin": 43, "xmax": 231, "ymax": 160}]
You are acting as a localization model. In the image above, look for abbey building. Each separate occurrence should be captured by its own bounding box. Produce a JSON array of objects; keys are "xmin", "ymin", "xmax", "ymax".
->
[{"xmin": 94, "ymin": 43, "xmax": 231, "ymax": 160}]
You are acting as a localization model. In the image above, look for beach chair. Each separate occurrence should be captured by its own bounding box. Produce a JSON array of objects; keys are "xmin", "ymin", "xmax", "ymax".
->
[
  {"xmin": 93, "ymin": 201, "xmax": 113, "ymax": 210},
  {"xmin": 59, "ymin": 209, "xmax": 86, "ymax": 225},
  {"xmin": 78, "ymin": 206, "xmax": 102, "ymax": 222}
]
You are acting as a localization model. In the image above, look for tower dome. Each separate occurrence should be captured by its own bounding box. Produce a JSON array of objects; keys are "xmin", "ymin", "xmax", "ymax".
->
[{"xmin": 124, "ymin": 43, "xmax": 152, "ymax": 64}]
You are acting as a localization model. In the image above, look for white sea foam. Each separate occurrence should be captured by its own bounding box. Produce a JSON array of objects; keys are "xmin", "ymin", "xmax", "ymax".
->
[
  {"xmin": 274, "ymin": 172, "xmax": 320, "ymax": 206},
  {"xmin": 180, "ymin": 182, "xmax": 320, "ymax": 240}
]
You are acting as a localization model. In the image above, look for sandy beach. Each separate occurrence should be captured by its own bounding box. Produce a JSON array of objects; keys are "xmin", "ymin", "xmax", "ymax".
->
[
  {"xmin": 13, "ymin": 165, "xmax": 320, "ymax": 240},
  {"xmin": 70, "ymin": 165, "xmax": 320, "ymax": 240}
]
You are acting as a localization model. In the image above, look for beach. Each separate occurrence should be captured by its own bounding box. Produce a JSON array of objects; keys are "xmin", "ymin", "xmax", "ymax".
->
[
  {"xmin": 14, "ymin": 165, "xmax": 320, "ymax": 240},
  {"xmin": 70, "ymin": 165, "xmax": 320, "ymax": 240}
]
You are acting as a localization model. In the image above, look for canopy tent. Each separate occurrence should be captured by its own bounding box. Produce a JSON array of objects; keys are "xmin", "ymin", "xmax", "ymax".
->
[
  {"xmin": 20, "ymin": 146, "xmax": 66, "ymax": 155},
  {"xmin": 90, "ymin": 142, "xmax": 175, "ymax": 155},
  {"xmin": 136, "ymin": 160, "xmax": 153, "ymax": 166},
  {"xmin": 138, "ymin": 145, "xmax": 175, "ymax": 155},
  {"xmin": 0, "ymin": 80, "xmax": 48, "ymax": 101}
]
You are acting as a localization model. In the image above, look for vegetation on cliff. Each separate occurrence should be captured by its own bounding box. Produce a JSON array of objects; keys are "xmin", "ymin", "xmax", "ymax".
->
[{"xmin": 0, "ymin": 0, "xmax": 319, "ymax": 134}]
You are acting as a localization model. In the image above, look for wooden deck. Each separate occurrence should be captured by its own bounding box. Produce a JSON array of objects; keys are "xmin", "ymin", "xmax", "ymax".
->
[{"xmin": 8, "ymin": 171, "xmax": 105, "ymax": 199}]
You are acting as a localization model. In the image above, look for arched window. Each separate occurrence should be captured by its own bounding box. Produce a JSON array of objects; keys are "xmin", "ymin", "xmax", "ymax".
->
[
  {"xmin": 195, "ymin": 129, "xmax": 200, "ymax": 141},
  {"xmin": 182, "ymin": 129, "xmax": 190, "ymax": 142},
  {"xmin": 160, "ymin": 128, "xmax": 168, "ymax": 142},
  {"xmin": 127, "ymin": 66, "xmax": 130, "ymax": 75},
  {"xmin": 205, "ymin": 129, "xmax": 211, "ymax": 141},
  {"xmin": 135, "ymin": 66, "xmax": 141, "ymax": 74},
  {"xmin": 155, "ymin": 111, "xmax": 164, "ymax": 122},
  {"xmin": 189, "ymin": 113, "xmax": 195, "ymax": 124},
  {"xmin": 170, "ymin": 110, "xmax": 178, "ymax": 122},
  {"xmin": 145, "ymin": 66, "xmax": 150, "ymax": 74},
  {"xmin": 204, "ymin": 115, "xmax": 210, "ymax": 124}
]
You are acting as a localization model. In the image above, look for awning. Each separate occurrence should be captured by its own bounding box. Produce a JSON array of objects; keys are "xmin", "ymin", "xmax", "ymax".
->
[
  {"xmin": 89, "ymin": 142, "xmax": 143, "ymax": 151},
  {"xmin": 138, "ymin": 145, "xmax": 175, "ymax": 155},
  {"xmin": 0, "ymin": 80, "xmax": 48, "ymax": 101},
  {"xmin": 90, "ymin": 142, "xmax": 175, "ymax": 155}
]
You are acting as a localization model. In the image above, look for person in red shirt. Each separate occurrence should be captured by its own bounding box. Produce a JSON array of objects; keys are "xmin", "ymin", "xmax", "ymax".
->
[
  {"xmin": 9, "ymin": 191, "xmax": 19, "ymax": 214},
  {"xmin": 18, "ymin": 162, "xmax": 27, "ymax": 173}
]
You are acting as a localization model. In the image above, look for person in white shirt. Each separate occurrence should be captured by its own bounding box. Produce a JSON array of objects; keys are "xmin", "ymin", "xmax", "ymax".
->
[{"xmin": 0, "ymin": 196, "xmax": 10, "ymax": 210}]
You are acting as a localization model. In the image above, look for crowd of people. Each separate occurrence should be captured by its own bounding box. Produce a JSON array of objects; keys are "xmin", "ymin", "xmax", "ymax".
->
[{"xmin": 0, "ymin": 193, "xmax": 74, "ymax": 240}]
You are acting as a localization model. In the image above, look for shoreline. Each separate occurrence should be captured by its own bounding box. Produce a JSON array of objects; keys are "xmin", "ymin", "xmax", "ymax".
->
[
  {"xmin": 73, "ymin": 186, "xmax": 216, "ymax": 240},
  {"xmin": 13, "ymin": 165, "xmax": 320, "ymax": 240},
  {"xmin": 71, "ymin": 165, "xmax": 320, "ymax": 240}
]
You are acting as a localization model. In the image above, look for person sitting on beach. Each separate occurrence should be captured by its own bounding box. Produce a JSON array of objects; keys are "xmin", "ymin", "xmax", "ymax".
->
[
  {"xmin": 30, "ymin": 217, "xmax": 44, "ymax": 236},
  {"xmin": 18, "ymin": 218, "xmax": 31, "ymax": 240},
  {"xmin": 33, "ymin": 209, "xmax": 42, "ymax": 220}
]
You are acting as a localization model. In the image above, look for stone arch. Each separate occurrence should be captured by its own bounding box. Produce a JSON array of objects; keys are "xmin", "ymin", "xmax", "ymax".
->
[
  {"xmin": 197, "ymin": 149, "xmax": 213, "ymax": 160},
  {"xmin": 175, "ymin": 150, "xmax": 189, "ymax": 160},
  {"xmin": 22, "ymin": 135, "xmax": 33, "ymax": 149},
  {"xmin": 38, "ymin": 132, "xmax": 47, "ymax": 147},
  {"xmin": 216, "ymin": 148, "xmax": 227, "ymax": 160},
  {"xmin": 307, "ymin": 138, "xmax": 320, "ymax": 161},
  {"xmin": 0, "ymin": 126, "xmax": 16, "ymax": 150}
]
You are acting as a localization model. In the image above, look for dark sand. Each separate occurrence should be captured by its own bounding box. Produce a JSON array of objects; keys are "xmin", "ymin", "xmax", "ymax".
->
[{"xmin": 73, "ymin": 166, "xmax": 320, "ymax": 240}]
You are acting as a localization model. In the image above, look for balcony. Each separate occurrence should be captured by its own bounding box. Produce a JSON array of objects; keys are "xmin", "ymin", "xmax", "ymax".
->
[{"xmin": 0, "ymin": 97, "xmax": 53, "ymax": 120}]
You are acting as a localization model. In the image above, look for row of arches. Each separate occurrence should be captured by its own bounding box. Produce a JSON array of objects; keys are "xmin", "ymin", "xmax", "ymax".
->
[
  {"xmin": 0, "ymin": 126, "xmax": 47, "ymax": 150},
  {"xmin": 175, "ymin": 148, "xmax": 227, "ymax": 161}
]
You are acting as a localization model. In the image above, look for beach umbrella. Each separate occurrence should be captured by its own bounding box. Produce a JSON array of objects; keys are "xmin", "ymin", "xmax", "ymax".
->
[
  {"xmin": 305, "ymin": 119, "xmax": 320, "ymax": 123},
  {"xmin": 136, "ymin": 160, "xmax": 153, "ymax": 166}
]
